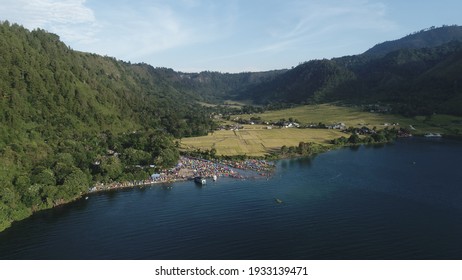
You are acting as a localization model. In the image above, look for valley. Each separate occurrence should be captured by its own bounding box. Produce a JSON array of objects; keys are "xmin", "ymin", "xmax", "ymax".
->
[{"xmin": 182, "ymin": 103, "xmax": 462, "ymax": 156}]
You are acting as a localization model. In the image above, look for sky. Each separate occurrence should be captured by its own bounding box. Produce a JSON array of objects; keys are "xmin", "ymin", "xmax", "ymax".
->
[{"xmin": 1, "ymin": 0, "xmax": 461, "ymax": 73}]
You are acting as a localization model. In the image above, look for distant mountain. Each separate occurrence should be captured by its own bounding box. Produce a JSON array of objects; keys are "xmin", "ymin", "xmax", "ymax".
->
[
  {"xmin": 332, "ymin": 41, "xmax": 462, "ymax": 115},
  {"xmin": 364, "ymin": 25, "xmax": 462, "ymax": 57},
  {"xmin": 234, "ymin": 59, "xmax": 356, "ymax": 104},
  {"xmin": 150, "ymin": 68, "xmax": 286, "ymax": 102},
  {"xmin": 164, "ymin": 25, "xmax": 462, "ymax": 105},
  {"xmin": 236, "ymin": 25, "xmax": 462, "ymax": 116}
]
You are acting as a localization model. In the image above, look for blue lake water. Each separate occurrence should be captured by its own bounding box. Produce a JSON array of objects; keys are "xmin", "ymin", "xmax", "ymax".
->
[{"xmin": 1, "ymin": 137, "xmax": 462, "ymax": 260}]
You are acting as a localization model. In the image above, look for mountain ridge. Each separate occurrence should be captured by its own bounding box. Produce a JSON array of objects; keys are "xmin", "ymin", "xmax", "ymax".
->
[
  {"xmin": 234, "ymin": 25, "xmax": 462, "ymax": 116},
  {"xmin": 363, "ymin": 25, "xmax": 462, "ymax": 57}
]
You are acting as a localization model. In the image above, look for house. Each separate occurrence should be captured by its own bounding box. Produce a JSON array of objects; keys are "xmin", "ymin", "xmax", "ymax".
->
[
  {"xmin": 282, "ymin": 122, "xmax": 300, "ymax": 128},
  {"xmin": 328, "ymin": 123, "xmax": 346, "ymax": 130}
]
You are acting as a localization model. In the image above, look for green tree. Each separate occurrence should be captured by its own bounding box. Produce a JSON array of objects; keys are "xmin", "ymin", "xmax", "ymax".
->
[
  {"xmin": 348, "ymin": 134, "xmax": 361, "ymax": 144},
  {"xmin": 52, "ymin": 153, "xmax": 76, "ymax": 185},
  {"xmin": 100, "ymin": 156, "xmax": 123, "ymax": 181},
  {"xmin": 31, "ymin": 168, "xmax": 56, "ymax": 186},
  {"xmin": 297, "ymin": 142, "xmax": 313, "ymax": 155},
  {"xmin": 122, "ymin": 148, "xmax": 151, "ymax": 166},
  {"xmin": 62, "ymin": 167, "xmax": 91, "ymax": 197}
]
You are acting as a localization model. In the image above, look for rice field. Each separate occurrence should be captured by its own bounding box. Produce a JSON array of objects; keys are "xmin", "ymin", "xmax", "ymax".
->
[
  {"xmin": 240, "ymin": 104, "xmax": 397, "ymax": 127},
  {"xmin": 181, "ymin": 125, "xmax": 345, "ymax": 156},
  {"xmin": 181, "ymin": 104, "xmax": 462, "ymax": 156}
]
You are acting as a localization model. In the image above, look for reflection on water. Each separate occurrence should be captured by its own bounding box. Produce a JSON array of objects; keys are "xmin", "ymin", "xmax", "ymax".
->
[
  {"xmin": 348, "ymin": 145, "xmax": 360, "ymax": 151},
  {"xmin": 297, "ymin": 156, "xmax": 313, "ymax": 167}
]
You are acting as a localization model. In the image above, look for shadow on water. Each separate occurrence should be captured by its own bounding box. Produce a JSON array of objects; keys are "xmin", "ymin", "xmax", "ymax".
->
[
  {"xmin": 195, "ymin": 183, "xmax": 207, "ymax": 190},
  {"xmin": 160, "ymin": 184, "xmax": 175, "ymax": 191},
  {"xmin": 280, "ymin": 156, "xmax": 313, "ymax": 169},
  {"xmin": 365, "ymin": 143, "xmax": 385, "ymax": 149},
  {"xmin": 348, "ymin": 145, "xmax": 360, "ymax": 151},
  {"xmin": 295, "ymin": 156, "xmax": 313, "ymax": 167},
  {"xmin": 103, "ymin": 189, "xmax": 119, "ymax": 200},
  {"xmin": 0, "ymin": 194, "xmax": 91, "ymax": 238},
  {"xmin": 33, "ymin": 196, "xmax": 90, "ymax": 224}
]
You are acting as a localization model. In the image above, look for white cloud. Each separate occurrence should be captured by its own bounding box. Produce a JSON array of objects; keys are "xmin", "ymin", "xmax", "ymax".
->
[
  {"xmin": 0, "ymin": 0, "xmax": 401, "ymax": 71},
  {"xmin": 0, "ymin": 0, "xmax": 98, "ymax": 43},
  {"xmin": 86, "ymin": 1, "xmax": 240, "ymax": 63},
  {"xmin": 179, "ymin": 0, "xmax": 202, "ymax": 8},
  {"xmin": 259, "ymin": 0, "xmax": 397, "ymax": 54},
  {"xmin": 192, "ymin": 0, "xmax": 399, "ymax": 71},
  {"xmin": 85, "ymin": 3, "xmax": 198, "ymax": 62}
]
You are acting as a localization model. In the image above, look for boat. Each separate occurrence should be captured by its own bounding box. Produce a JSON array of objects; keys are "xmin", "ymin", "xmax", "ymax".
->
[
  {"xmin": 212, "ymin": 175, "xmax": 217, "ymax": 181},
  {"xmin": 424, "ymin": 133, "xmax": 442, "ymax": 138},
  {"xmin": 194, "ymin": 176, "xmax": 207, "ymax": 185},
  {"xmin": 274, "ymin": 198, "xmax": 283, "ymax": 204}
]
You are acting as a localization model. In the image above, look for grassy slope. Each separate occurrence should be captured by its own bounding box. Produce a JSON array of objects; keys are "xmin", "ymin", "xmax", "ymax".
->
[
  {"xmin": 254, "ymin": 104, "xmax": 385, "ymax": 125},
  {"xmin": 181, "ymin": 125, "xmax": 345, "ymax": 157},
  {"xmin": 181, "ymin": 104, "xmax": 462, "ymax": 156}
]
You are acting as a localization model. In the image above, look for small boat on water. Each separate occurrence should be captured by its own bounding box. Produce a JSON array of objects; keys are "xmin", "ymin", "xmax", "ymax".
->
[
  {"xmin": 194, "ymin": 176, "xmax": 207, "ymax": 185},
  {"xmin": 213, "ymin": 175, "xmax": 217, "ymax": 181},
  {"xmin": 424, "ymin": 132, "xmax": 442, "ymax": 137},
  {"xmin": 274, "ymin": 198, "xmax": 283, "ymax": 204}
]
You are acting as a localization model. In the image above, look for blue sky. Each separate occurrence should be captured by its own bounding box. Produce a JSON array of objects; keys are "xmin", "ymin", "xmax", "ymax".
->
[{"xmin": 1, "ymin": 0, "xmax": 461, "ymax": 72}]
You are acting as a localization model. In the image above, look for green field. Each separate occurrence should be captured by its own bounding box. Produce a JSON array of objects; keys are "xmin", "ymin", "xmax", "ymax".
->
[
  {"xmin": 181, "ymin": 104, "xmax": 462, "ymax": 156},
  {"xmin": 241, "ymin": 104, "xmax": 399, "ymax": 127},
  {"xmin": 181, "ymin": 125, "xmax": 345, "ymax": 156}
]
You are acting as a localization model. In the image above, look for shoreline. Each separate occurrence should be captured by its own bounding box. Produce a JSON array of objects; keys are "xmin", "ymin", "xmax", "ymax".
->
[
  {"xmin": 2, "ymin": 136, "xmax": 458, "ymax": 233},
  {"xmin": 63, "ymin": 135, "xmax": 460, "ymax": 198},
  {"xmin": 0, "ymin": 139, "xmax": 402, "ymax": 233},
  {"xmin": 87, "ymin": 156, "xmax": 275, "ymax": 193},
  {"xmin": 0, "ymin": 156, "xmax": 275, "ymax": 232},
  {"xmin": 0, "ymin": 156, "xmax": 276, "ymax": 233}
]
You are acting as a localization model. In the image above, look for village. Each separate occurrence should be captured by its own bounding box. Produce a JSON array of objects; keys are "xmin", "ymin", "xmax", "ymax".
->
[
  {"xmin": 217, "ymin": 115, "xmax": 402, "ymax": 135},
  {"xmin": 217, "ymin": 115, "xmax": 349, "ymax": 131},
  {"xmin": 89, "ymin": 156, "xmax": 275, "ymax": 193}
]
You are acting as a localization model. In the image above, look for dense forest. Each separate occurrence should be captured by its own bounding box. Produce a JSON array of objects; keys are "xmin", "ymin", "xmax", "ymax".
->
[
  {"xmin": 236, "ymin": 25, "xmax": 462, "ymax": 116},
  {"xmin": 0, "ymin": 22, "xmax": 221, "ymax": 231},
  {"xmin": 152, "ymin": 67, "xmax": 286, "ymax": 103}
]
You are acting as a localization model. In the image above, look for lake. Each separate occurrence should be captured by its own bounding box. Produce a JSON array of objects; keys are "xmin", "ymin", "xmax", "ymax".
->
[{"xmin": 1, "ymin": 137, "xmax": 462, "ymax": 260}]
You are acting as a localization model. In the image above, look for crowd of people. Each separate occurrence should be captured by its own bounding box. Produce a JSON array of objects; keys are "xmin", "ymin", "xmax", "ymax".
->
[
  {"xmin": 89, "ymin": 156, "xmax": 275, "ymax": 193},
  {"xmin": 155, "ymin": 156, "xmax": 274, "ymax": 181},
  {"xmin": 219, "ymin": 158, "xmax": 275, "ymax": 176}
]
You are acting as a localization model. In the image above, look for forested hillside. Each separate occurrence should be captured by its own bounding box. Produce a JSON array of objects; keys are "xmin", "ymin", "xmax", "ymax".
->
[
  {"xmin": 152, "ymin": 67, "xmax": 285, "ymax": 102},
  {"xmin": 236, "ymin": 26, "xmax": 462, "ymax": 116},
  {"xmin": 332, "ymin": 41, "xmax": 462, "ymax": 115},
  {"xmin": 364, "ymin": 25, "xmax": 462, "ymax": 57},
  {"xmin": 0, "ymin": 22, "xmax": 217, "ymax": 231}
]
